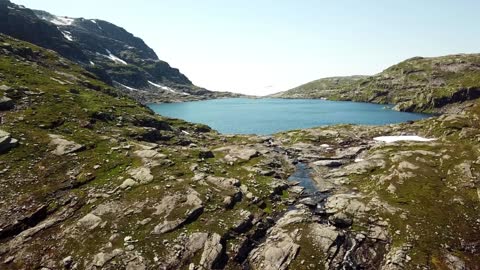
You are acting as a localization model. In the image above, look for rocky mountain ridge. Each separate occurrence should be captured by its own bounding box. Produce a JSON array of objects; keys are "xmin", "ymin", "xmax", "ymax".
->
[
  {"xmin": 271, "ymin": 54, "xmax": 480, "ymax": 113},
  {"xmin": 0, "ymin": 0, "xmax": 243, "ymax": 103}
]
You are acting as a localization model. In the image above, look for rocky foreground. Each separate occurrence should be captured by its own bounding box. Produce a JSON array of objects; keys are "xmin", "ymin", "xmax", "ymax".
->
[{"xmin": 0, "ymin": 35, "xmax": 480, "ymax": 270}]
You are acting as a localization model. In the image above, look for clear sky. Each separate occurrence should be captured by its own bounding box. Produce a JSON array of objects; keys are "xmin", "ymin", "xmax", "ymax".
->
[{"xmin": 12, "ymin": 0, "xmax": 480, "ymax": 95}]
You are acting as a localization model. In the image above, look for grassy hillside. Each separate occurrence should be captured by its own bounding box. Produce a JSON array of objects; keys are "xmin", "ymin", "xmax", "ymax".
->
[{"xmin": 272, "ymin": 54, "xmax": 480, "ymax": 113}]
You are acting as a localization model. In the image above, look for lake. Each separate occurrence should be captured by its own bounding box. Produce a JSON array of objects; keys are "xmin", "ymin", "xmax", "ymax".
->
[{"xmin": 148, "ymin": 98, "xmax": 429, "ymax": 135}]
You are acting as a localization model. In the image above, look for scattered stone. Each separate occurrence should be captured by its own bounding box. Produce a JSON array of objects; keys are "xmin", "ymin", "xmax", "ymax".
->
[
  {"xmin": 328, "ymin": 212, "xmax": 353, "ymax": 228},
  {"xmin": 0, "ymin": 96, "xmax": 14, "ymax": 111},
  {"xmin": 62, "ymin": 256, "xmax": 73, "ymax": 268},
  {"xmin": 48, "ymin": 134, "xmax": 85, "ymax": 156},
  {"xmin": 215, "ymin": 146, "xmax": 259, "ymax": 162},
  {"xmin": 198, "ymin": 149, "xmax": 215, "ymax": 159},
  {"xmin": 91, "ymin": 249, "xmax": 123, "ymax": 267},
  {"xmin": 3, "ymin": 256, "xmax": 14, "ymax": 264},
  {"xmin": 120, "ymin": 178, "xmax": 138, "ymax": 189},
  {"xmin": 77, "ymin": 213, "xmax": 102, "ymax": 230},
  {"xmin": 313, "ymin": 159, "xmax": 346, "ymax": 167},
  {"xmin": 128, "ymin": 167, "xmax": 153, "ymax": 184},
  {"xmin": 200, "ymin": 233, "xmax": 223, "ymax": 269},
  {"xmin": 310, "ymin": 224, "xmax": 340, "ymax": 253},
  {"xmin": 0, "ymin": 129, "xmax": 18, "ymax": 154}
]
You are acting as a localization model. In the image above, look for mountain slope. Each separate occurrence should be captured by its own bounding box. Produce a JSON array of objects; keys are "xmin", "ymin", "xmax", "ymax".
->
[
  {"xmin": 0, "ymin": 33, "xmax": 479, "ymax": 269},
  {"xmin": 0, "ymin": 33, "xmax": 291, "ymax": 269},
  {"xmin": 272, "ymin": 54, "xmax": 480, "ymax": 113},
  {"xmin": 0, "ymin": 0, "xmax": 242, "ymax": 103}
]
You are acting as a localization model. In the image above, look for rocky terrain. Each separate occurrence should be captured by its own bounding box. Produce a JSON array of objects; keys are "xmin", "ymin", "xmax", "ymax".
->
[
  {"xmin": 0, "ymin": 0, "xmax": 243, "ymax": 103},
  {"xmin": 271, "ymin": 54, "xmax": 480, "ymax": 113},
  {"xmin": 0, "ymin": 32, "xmax": 479, "ymax": 270}
]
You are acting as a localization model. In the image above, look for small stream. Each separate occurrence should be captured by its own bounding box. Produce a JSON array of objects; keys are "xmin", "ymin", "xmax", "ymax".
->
[
  {"xmin": 287, "ymin": 162, "xmax": 331, "ymax": 215},
  {"xmin": 288, "ymin": 162, "xmax": 361, "ymax": 269},
  {"xmin": 287, "ymin": 162, "xmax": 318, "ymax": 195}
]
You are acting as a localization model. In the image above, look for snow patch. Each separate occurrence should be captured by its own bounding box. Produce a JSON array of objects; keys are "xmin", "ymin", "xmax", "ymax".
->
[
  {"xmin": 147, "ymin": 81, "xmax": 191, "ymax": 96},
  {"xmin": 90, "ymin": 19, "xmax": 103, "ymax": 30},
  {"xmin": 148, "ymin": 81, "xmax": 174, "ymax": 92},
  {"xmin": 373, "ymin": 136, "xmax": 436, "ymax": 143},
  {"xmin": 61, "ymin": 31, "xmax": 73, "ymax": 41},
  {"xmin": 117, "ymin": 82, "xmax": 138, "ymax": 91},
  {"xmin": 102, "ymin": 49, "xmax": 127, "ymax": 65},
  {"xmin": 50, "ymin": 16, "xmax": 75, "ymax": 26},
  {"xmin": 89, "ymin": 61, "xmax": 95, "ymax": 66}
]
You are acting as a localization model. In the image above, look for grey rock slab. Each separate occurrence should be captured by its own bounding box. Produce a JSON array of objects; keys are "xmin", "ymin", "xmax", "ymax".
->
[{"xmin": 48, "ymin": 134, "xmax": 85, "ymax": 156}]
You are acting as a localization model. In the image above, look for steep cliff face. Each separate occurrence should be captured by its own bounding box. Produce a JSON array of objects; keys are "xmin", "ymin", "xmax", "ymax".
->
[
  {"xmin": 0, "ymin": 0, "xmax": 242, "ymax": 103},
  {"xmin": 272, "ymin": 54, "xmax": 480, "ymax": 113}
]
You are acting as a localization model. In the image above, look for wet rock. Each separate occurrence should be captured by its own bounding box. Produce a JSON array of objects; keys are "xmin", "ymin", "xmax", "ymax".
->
[
  {"xmin": 298, "ymin": 197, "xmax": 317, "ymax": 207},
  {"xmin": 199, "ymin": 233, "xmax": 223, "ymax": 269},
  {"xmin": 0, "ymin": 130, "xmax": 18, "ymax": 154},
  {"xmin": 48, "ymin": 134, "xmax": 85, "ymax": 156},
  {"xmin": 288, "ymin": 185, "xmax": 305, "ymax": 194}
]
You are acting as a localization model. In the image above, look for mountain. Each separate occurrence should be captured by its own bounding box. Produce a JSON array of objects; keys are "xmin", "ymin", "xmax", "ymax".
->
[
  {"xmin": 271, "ymin": 54, "xmax": 480, "ymax": 113},
  {"xmin": 0, "ymin": 0, "xmax": 243, "ymax": 103}
]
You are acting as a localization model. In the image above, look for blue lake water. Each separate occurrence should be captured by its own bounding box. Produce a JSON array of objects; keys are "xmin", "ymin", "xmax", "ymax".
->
[{"xmin": 148, "ymin": 98, "xmax": 429, "ymax": 135}]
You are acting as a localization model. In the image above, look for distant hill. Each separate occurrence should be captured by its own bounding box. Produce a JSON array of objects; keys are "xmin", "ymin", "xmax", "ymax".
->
[{"xmin": 271, "ymin": 54, "xmax": 480, "ymax": 113}]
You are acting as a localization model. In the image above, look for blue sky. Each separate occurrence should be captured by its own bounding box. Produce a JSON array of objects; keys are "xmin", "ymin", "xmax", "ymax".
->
[{"xmin": 12, "ymin": 0, "xmax": 480, "ymax": 95}]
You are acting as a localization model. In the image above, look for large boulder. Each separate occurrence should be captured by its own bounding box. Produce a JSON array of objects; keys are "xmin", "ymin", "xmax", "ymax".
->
[
  {"xmin": 48, "ymin": 134, "xmax": 85, "ymax": 155},
  {"xmin": 0, "ymin": 96, "xmax": 14, "ymax": 111},
  {"xmin": 0, "ymin": 130, "xmax": 18, "ymax": 154},
  {"xmin": 199, "ymin": 233, "xmax": 223, "ymax": 269}
]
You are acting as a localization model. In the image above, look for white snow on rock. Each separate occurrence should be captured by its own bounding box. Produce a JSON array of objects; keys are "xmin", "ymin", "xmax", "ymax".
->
[
  {"xmin": 100, "ymin": 49, "xmax": 127, "ymax": 65},
  {"xmin": 148, "ymin": 81, "xmax": 191, "ymax": 96},
  {"xmin": 49, "ymin": 16, "xmax": 75, "ymax": 26},
  {"xmin": 90, "ymin": 19, "xmax": 103, "ymax": 30},
  {"xmin": 148, "ymin": 81, "xmax": 175, "ymax": 93},
  {"xmin": 89, "ymin": 61, "xmax": 95, "ymax": 66},
  {"xmin": 373, "ymin": 136, "xmax": 436, "ymax": 143},
  {"xmin": 117, "ymin": 82, "xmax": 139, "ymax": 91},
  {"xmin": 61, "ymin": 31, "xmax": 73, "ymax": 41}
]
